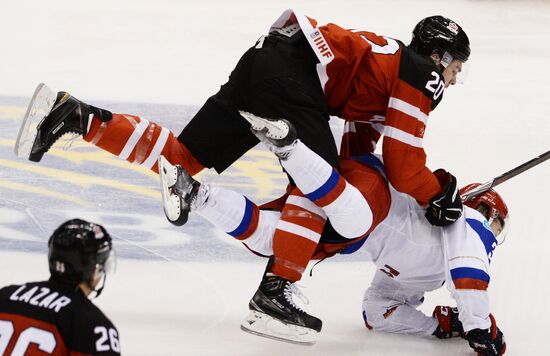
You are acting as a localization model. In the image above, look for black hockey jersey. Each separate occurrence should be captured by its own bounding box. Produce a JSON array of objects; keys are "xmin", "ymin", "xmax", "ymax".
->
[{"xmin": 0, "ymin": 279, "xmax": 120, "ymax": 355}]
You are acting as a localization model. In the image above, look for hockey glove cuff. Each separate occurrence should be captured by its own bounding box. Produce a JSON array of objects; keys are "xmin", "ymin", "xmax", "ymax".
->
[
  {"xmin": 464, "ymin": 314, "xmax": 506, "ymax": 355},
  {"xmin": 432, "ymin": 305, "xmax": 464, "ymax": 339},
  {"xmin": 425, "ymin": 169, "xmax": 463, "ymax": 226}
]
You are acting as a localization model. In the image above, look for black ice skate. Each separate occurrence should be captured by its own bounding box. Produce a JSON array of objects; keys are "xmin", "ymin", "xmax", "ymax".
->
[
  {"xmin": 239, "ymin": 111, "xmax": 298, "ymax": 159},
  {"xmin": 158, "ymin": 156, "xmax": 202, "ymax": 226},
  {"xmin": 15, "ymin": 83, "xmax": 112, "ymax": 162},
  {"xmin": 241, "ymin": 264, "xmax": 322, "ymax": 345}
]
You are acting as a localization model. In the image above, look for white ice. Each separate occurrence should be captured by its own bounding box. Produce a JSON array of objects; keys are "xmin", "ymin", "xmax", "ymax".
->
[{"xmin": 1, "ymin": 0, "xmax": 550, "ymax": 355}]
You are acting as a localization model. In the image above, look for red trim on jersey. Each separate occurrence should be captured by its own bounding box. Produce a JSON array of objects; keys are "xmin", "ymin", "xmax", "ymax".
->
[
  {"xmin": 453, "ymin": 278, "xmax": 489, "ymax": 291},
  {"xmin": 0, "ymin": 312, "xmax": 68, "ymax": 355}
]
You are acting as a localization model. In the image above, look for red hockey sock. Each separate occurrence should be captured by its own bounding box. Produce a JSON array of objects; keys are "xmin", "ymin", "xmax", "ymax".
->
[
  {"xmin": 271, "ymin": 188, "xmax": 327, "ymax": 282},
  {"xmin": 84, "ymin": 113, "xmax": 204, "ymax": 175}
]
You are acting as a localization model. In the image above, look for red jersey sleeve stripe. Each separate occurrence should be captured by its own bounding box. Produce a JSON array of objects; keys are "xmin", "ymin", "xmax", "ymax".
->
[
  {"xmin": 384, "ymin": 127, "xmax": 424, "ymax": 148},
  {"xmin": 388, "ymin": 97, "xmax": 429, "ymax": 124}
]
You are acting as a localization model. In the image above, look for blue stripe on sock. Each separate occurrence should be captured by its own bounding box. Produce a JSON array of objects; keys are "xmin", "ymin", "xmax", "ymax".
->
[
  {"xmin": 228, "ymin": 197, "xmax": 253, "ymax": 238},
  {"xmin": 305, "ymin": 169, "xmax": 340, "ymax": 201}
]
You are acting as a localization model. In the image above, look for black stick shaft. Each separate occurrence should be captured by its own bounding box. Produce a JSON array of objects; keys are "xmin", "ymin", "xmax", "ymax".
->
[{"xmin": 461, "ymin": 149, "xmax": 550, "ymax": 201}]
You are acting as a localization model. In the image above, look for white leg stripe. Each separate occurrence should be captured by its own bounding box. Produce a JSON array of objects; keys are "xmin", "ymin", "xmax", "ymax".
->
[
  {"xmin": 141, "ymin": 127, "xmax": 170, "ymax": 169},
  {"xmin": 285, "ymin": 195, "xmax": 326, "ymax": 218},
  {"xmin": 118, "ymin": 118, "xmax": 149, "ymax": 160},
  {"xmin": 276, "ymin": 220, "xmax": 321, "ymax": 243}
]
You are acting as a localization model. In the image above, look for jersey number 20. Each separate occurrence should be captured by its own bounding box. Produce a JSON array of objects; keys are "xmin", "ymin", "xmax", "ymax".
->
[{"xmin": 425, "ymin": 71, "xmax": 445, "ymax": 100}]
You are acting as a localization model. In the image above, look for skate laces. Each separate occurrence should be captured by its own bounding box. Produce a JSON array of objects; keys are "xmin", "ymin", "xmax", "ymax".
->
[
  {"xmin": 283, "ymin": 282, "xmax": 309, "ymax": 312},
  {"xmin": 190, "ymin": 184, "xmax": 210, "ymax": 211},
  {"xmin": 62, "ymin": 133, "xmax": 80, "ymax": 151},
  {"xmin": 255, "ymin": 131, "xmax": 297, "ymax": 160}
]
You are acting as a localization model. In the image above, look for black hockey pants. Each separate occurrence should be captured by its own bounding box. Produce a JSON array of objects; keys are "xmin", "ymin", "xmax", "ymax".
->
[{"xmin": 177, "ymin": 32, "xmax": 340, "ymax": 173}]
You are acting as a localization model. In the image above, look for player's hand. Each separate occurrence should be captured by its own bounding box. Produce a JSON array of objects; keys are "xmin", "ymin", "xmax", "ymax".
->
[
  {"xmin": 432, "ymin": 305, "xmax": 464, "ymax": 339},
  {"xmin": 464, "ymin": 314, "xmax": 506, "ymax": 355},
  {"xmin": 425, "ymin": 169, "xmax": 463, "ymax": 226}
]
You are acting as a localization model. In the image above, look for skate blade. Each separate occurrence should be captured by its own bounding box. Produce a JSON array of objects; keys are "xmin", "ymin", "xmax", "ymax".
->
[
  {"xmin": 240, "ymin": 310, "xmax": 318, "ymax": 346},
  {"xmin": 158, "ymin": 156, "xmax": 181, "ymax": 221},
  {"xmin": 238, "ymin": 110, "xmax": 289, "ymax": 140},
  {"xmin": 14, "ymin": 83, "xmax": 57, "ymax": 159}
]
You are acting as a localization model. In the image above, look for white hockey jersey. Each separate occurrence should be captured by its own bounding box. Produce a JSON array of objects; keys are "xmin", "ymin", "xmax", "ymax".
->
[{"xmin": 365, "ymin": 186, "xmax": 497, "ymax": 332}]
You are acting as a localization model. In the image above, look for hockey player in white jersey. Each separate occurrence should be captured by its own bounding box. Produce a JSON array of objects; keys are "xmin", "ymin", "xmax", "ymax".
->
[
  {"xmin": 159, "ymin": 115, "xmax": 507, "ymax": 354},
  {"xmin": 361, "ymin": 182, "xmax": 507, "ymax": 355}
]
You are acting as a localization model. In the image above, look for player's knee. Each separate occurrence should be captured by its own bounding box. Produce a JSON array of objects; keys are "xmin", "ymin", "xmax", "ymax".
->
[
  {"xmin": 241, "ymin": 210, "xmax": 279, "ymax": 255},
  {"xmin": 361, "ymin": 300, "xmax": 386, "ymax": 331},
  {"xmin": 324, "ymin": 185, "xmax": 373, "ymax": 238}
]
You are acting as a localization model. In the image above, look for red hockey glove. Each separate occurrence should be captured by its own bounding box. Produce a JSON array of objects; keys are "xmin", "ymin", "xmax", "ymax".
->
[
  {"xmin": 464, "ymin": 314, "xmax": 506, "ymax": 355},
  {"xmin": 425, "ymin": 169, "xmax": 463, "ymax": 226},
  {"xmin": 432, "ymin": 305, "xmax": 464, "ymax": 339}
]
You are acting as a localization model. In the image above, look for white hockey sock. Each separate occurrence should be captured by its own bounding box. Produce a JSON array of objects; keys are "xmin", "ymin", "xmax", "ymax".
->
[
  {"xmin": 281, "ymin": 140, "xmax": 373, "ymax": 238},
  {"xmin": 196, "ymin": 186, "xmax": 247, "ymax": 233},
  {"xmin": 280, "ymin": 140, "xmax": 333, "ymax": 193}
]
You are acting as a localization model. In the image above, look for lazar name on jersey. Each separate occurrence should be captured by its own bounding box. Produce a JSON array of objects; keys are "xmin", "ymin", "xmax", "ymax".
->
[{"xmin": 8, "ymin": 284, "xmax": 71, "ymax": 312}]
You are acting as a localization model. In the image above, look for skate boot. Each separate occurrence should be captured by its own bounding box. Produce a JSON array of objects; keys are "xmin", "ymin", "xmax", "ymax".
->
[
  {"xmin": 241, "ymin": 259, "xmax": 322, "ymax": 345},
  {"xmin": 239, "ymin": 110, "xmax": 298, "ymax": 159},
  {"xmin": 15, "ymin": 83, "xmax": 112, "ymax": 162},
  {"xmin": 158, "ymin": 155, "xmax": 206, "ymax": 226}
]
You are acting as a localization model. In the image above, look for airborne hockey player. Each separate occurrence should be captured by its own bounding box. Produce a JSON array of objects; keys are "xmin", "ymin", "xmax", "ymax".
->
[
  {"xmin": 16, "ymin": 10, "xmax": 471, "ymax": 346},
  {"xmin": 18, "ymin": 13, "xmax": 468, "ymax": 229},
  {"xmin": 0, "ymin": 219, "xmax": 120, "ymax": 355}
]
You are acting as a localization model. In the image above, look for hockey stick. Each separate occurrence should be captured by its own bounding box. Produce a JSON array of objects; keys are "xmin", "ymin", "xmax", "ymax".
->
[{"xmin": 461, "ymin": 149, "xmax": 550, "ymax": 202}]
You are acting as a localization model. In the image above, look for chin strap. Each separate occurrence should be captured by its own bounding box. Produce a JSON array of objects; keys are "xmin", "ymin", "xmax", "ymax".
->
[{"xmin": 87, "ymin": 274, "xmax": 107, "ymax": 299}]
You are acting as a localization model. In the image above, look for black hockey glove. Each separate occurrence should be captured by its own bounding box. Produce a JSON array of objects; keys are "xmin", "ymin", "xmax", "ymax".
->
[
  {"xmin": 432, "ymin": 305, "xmax": 464, "ymax": 339},
  {"xmin": 464, "ymin": 314, "xmax": 506, "ymax": 355},
  {"xmin": 425, "ymin": 169, "xmax": 463, "ymax": 226}
]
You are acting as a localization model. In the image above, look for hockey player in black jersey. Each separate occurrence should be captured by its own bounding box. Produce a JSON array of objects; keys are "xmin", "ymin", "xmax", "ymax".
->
[{"xmin": 0, "ymin": 219, "xmax": 120, "ymax": 355}]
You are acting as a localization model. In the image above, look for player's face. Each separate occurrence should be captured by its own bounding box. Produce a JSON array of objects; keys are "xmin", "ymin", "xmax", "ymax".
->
[
  {"xmin": 490, "ymin": 217, "xmax": 504, "ymax": 237},
  {"xmin": 442, "ymin": 60, "xmax": 463, "ymax": 88}
]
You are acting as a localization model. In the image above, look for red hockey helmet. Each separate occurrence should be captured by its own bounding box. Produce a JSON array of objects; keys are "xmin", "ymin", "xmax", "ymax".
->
[{"xmin": 460, "ymin": 183, "xmax": 509, "ymax": 243}]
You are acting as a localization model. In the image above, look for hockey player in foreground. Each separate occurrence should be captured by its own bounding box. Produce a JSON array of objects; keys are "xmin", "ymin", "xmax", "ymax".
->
[
  {"xmin": 158, "ymin": 116, "xmax": 507, "ymax": 354},
  {"xmin": 17, "ymin": 11, "xmax": 468, "ymax": 236},
  {"xmin": 0, "ymin": 219, "xmax": 120, "ymax": 355}
]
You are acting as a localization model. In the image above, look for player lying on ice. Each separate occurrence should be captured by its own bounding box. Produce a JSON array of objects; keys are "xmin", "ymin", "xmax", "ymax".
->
[
  {"xmin": 157, "ymin": 115, "xmax": 507, "ymax": 355},
  {"xmin": 360, "ymin": 181, "xmax": 507, "ymax": 356}
]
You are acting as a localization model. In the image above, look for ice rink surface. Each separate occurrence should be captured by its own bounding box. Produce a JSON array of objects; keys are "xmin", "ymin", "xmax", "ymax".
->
[{"xmin": 1, "ymin": 0, "xmax": 550, "ymax": 354}]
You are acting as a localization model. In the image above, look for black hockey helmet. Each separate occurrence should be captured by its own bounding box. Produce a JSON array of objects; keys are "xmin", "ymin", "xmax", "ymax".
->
[
  {"xmin": 410, "ymin": 15, "xmax": 470, "ymax": 63},
  {"xmin": 48, "ymin": 219, "xmax": 114, "ymax": 288}
]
